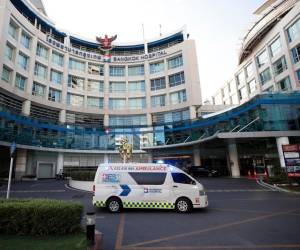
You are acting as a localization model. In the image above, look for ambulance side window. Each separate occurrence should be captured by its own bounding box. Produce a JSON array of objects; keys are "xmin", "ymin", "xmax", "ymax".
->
[
  {"xmin": 129, "ymin": 172, "xmax": 166, "ymax": 185},
  {"xmin": 171, "ymin": 173, "xmax": 194, "ymax": 185}
]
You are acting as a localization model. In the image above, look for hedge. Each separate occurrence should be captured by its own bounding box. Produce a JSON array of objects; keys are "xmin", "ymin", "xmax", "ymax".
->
[
  {"xmin": 70, "ymin": 171, "xmax": 96, "ymax": 181},
  {"xmin": 0, "ymin": 199, "xmax": 83, "ymax": 236}
]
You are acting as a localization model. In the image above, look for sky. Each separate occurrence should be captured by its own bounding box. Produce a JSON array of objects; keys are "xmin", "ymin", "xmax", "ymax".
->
[{"xmin": 42, "ymin": 0, "xmax": 265, "ymax": 102}]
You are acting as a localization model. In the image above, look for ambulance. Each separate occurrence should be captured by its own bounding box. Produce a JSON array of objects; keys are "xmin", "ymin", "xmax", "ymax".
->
[{"xmin": 92, "ymin": 163, "xmax": 208, "ymax": 213}]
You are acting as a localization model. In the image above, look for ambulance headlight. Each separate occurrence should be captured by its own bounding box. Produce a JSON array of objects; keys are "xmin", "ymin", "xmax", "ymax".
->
[{"xmin": 199, "ymin": 190, "xmax": 206, "ymax": 196}]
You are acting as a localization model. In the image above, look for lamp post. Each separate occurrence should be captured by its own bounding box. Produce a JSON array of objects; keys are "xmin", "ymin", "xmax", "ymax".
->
[
  {"xmin": 86, "ymin": 211, "xmax": 96, "ymax": 246},
  {"xmin": 7, "ymin": 142, "xmax": 16, "ymax": 199}
]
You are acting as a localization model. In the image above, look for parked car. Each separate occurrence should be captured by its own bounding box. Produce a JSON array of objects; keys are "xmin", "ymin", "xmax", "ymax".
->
[{"xmin": 190, "ymin": 166, "xmax": 221, "ymax": 177}]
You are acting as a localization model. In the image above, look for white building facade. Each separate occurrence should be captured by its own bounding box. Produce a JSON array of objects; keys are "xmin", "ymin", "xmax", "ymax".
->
[{"xmin": 212, "ymin": 0, "xmax": 300, "ymax": 105}]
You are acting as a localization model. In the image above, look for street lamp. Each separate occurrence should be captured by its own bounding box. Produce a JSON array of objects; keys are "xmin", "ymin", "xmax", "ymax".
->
[{"xmin": 86, "ymin": 211, "xmax": 96, "ymax": 246}]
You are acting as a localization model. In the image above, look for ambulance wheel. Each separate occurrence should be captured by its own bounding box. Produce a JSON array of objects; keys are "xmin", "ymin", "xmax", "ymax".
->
[
  {"xmin": 176, "ymin": 198, "xmax": 192, "ymax": 213},
  {"xmin": 106, "ymin": 197, "xmax": 122, "ymax": 213}
]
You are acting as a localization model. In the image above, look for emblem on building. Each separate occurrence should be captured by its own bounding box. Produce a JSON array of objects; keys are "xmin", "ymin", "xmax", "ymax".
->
[
  {"xmin": 118, "ymin": 137, "xmax": 133, "ymax": 163},
  {"xmin": 96, "ymin": 34, "xmax": 117, "ymax": 62}
]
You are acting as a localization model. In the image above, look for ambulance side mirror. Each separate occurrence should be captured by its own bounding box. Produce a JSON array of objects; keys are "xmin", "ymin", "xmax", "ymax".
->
[{"xmin": 191, "ymin": 180, "xmax": 196, "ymax": 185}]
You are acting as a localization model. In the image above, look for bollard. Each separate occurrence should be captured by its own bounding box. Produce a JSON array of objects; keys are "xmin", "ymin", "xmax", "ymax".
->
[{"xmin": 86, "ymin": 212, "xmax": 96, "ymax": 246}]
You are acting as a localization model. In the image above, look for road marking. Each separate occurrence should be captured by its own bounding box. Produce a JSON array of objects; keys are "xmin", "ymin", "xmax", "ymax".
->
[
  {"xmin": 0, "ymin": 190, "xmax": 65, "ymax": 193},
  {"xmin": 83, "ymin": 215, "xmax": 105, "ymax": 219},
  {"xmin": 207, "ymin": 189, "xmax": 274, "ymax": 192},
  {"xmin": 123, "ymin": 209, "xmax": 299, "ymax": 248},
  {"xmin": 115, "ymin": 213, "xmax": 126, "ymax": 250},
  {"xmin": 120, "ymin": 244, "xmax": 300, "ymax": 249},
  {"xmin": 210, "ymin": 208, "xmax": 270, "ymax": 214}
]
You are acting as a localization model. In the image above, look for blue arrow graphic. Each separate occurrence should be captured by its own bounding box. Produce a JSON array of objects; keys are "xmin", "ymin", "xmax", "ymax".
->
[{"xmin": 120, "ymin": 185, "xmax": 131, "ymax": 196}]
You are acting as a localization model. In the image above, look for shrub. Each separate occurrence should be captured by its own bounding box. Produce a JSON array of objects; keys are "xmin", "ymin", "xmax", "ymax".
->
[
  {"xmin": 70, "ymin": 171, "xmax": 96, "ymax": 181},
  {"xmin": 0, "ymin": 199, "xmax": 83, "ymax": 236}
]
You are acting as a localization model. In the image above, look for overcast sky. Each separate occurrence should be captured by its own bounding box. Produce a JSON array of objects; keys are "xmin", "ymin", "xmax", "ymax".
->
[{"xmin": 43, "ymin": 0, "xmax": 265, "ymax": 102}]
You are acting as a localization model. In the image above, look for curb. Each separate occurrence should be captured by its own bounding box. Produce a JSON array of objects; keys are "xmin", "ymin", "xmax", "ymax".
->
[{"xmin": 257, "ymin": 180, "xmax": 300, "ymax": 194}]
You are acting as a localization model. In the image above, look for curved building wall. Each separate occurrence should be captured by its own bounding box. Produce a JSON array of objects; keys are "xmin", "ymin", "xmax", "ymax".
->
[
  {"xmin": 212, "ymin": 0, "xmax": 300, "ymax": 106},
  {"xmin": 0, "ymin": 0, "xmax": 201, "ymax": 128}
]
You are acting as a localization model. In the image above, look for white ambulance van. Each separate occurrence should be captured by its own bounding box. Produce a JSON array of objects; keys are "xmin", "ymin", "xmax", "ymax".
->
[{"xmin": 93, "ymin": 163, "xmax": 208, "ymax": 213}]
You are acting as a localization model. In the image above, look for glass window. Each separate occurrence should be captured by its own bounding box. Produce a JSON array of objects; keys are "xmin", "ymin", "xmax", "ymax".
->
[
  {"xmin": 256, "ymin": 50, "xmax": 268, "ymax": 68},
  {"xmin": 128, "ymin": 81, "xmax": 145, "ymax": 92},
  {"xmin": 169, "ymin": 72, "xmax": 185, "ymax": 87},
  {"xmin": 128, "ymin": 65, "xmax": 144, "ymax": 76},
  {"xmin": 171, "ymin": 173, "xmax": 194, "ymax": 185},
  {"xmin": 8, "ymin": 22, "xmax": 18, "ymax": 39},
  {"xmin": 245, "ymin": 63, "xmax": 253, "ymax": 78},
  {"xmin": 277, "ymin": 77, "xmax": 291, "ymax": 91},
  {"xmin": 273, "ymin": 56, "xmax": 287, "ymax": 76},
  {"xmin": 109, "ymin": 115, "xmax": 147, "ymax": 126},
  {"xmin": 109, "ymin": 82, "xmax": 126, "ymax": 93},
  {"xmin": 36, "ymin": 43, "xmax": 49, "ymax": 60},
  {"xmin": 248, "ymin": 79, "xmax": 256, "ymax": 94},
  {"xmin": 88, "ymin": 63, "xmax": 104, "ymax": 76},
  {"xmin": 2, "ymin": 66, "xmax": 12, "ymax": 83},
  {"xmin": 295, "ymin": 69, "xmax": 300, "ymax": 83},
  {"xmin": 32, "ymin": 82, "xmax": 45, "ymax": 97},
  {"xmin": 87, "ymin": 80, "xmax": 104, "ymax": 92},
  {"xmin": 21, "ymin": 32, "xmax": 31, "ymax": 49},
  {"xmin": 291, "ymin": 45, "xmax": 300, "ymax": 64},
  {"xmin": 34, "ymin": 63, "xmax": 47, "ymax": 80},
  {"xmin": 69, "ymin": 58, "xmax": 85, "ymax": 72},
  {"xmin": 48, "ymin": 88, "xmax": 61, "ymax": 102},
  {"xmin": 5, "ymin": 43, "xmax": 14, "ymax": 61},
  {"xmin": 170, "ymin": 90, "xmax": 187, "ymax": 104},
  {"xmin": 67, "ymin": 93, "xmax": 84, "ymax": 107},
  {"xmin": 129, "ymin": 172, "xmax": 166, "ymax": 185},
  {"xmin": 151, "ymin": 77, "xmax": 166, "ymax": 91},
  {"xmin": 151, "ymin": 94, "xmax": 166, "ymax": 107},
  {"xmin": 109, "ymin": 66, "xmax": 125, "ymax": 76},
  {"xmin": 87, "ymin": 97, "xmax": 104, "ymax": 109},
  {"xmin": 52, "ymin": 52, "xmax": 64, "ymax": 67},
  {"xmin": 168, "ymin": 55, "xmax": 183, "ymax": 69},
  {"xmin": 15, "ymin": 74, "xmax": 26, "ymax": 90},
  {"xmin": 236, "ymin": 71, "xmax": 245, "ymax": 86},
  {"xmin": 128, "ymin": 97, "xmax": 146, "ymax": 109},
  {"xmin": 269, "ymin": 37, "xmax": 281, "ymax": 57},
  {"xmin": 68, "ymin": 75, "xmax": 84, "ymax": 90},
  {"xmin": 17, "ymin": 53, "xmax": 29, "ymax": 70},
  {"xmin": 264, "ymin": 86, "xmax": 274, "ymax": 92},
  {"xmin": 50, "ymin": 70, "xmax": 63, "ymax": 85},
  {"xmin": 259, "ymin": 67, "xmax": 272, "ymax": 85},
  {"xmin": 109, "ymin": 98, "xmax": 126, "ymax": 110},
  {"xmin": 238, "ymin": 86, "xmax": 248, "ymax": 100},
  {"xmin": 150, "ymin": 61, "xmax": 164, "ymax": 74},
  {"xmin": 287, "ymin": 18, "xmax": 300, "ymax": 42}
]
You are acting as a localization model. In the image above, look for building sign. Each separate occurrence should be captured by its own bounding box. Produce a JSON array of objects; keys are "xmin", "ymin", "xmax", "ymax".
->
[
  {"xmin": 282, "ymin": 144, "xmax": 300, "ymax": 177},
  {"xmin": 107, "ymin": 165, "xmax": 167, "ymax": 172},
  {"xmin": 46, "ymin": 36, "xmax": 168, "ymax": 63}
]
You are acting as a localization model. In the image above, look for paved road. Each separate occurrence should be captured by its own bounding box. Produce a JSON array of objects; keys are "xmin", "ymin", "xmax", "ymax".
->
[{"xmin": 1, "ymin": 178, "xmax": 300, "ymax": 250}]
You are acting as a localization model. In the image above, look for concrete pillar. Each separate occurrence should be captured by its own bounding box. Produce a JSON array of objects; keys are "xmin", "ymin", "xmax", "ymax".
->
[
  {"xmin": 59, "ymin": 110, "xmax": 66, "ymax": 124},
  {"xmin": 57, "ymin": 152, "xmax": 64, "ymax": 174},
  {"xmin": 147, "ymin": 151, "xmax": 153, "ymax": 163},
  {"xmin": 104, "ymin": 114, "xmax": 109, "ymax": 127},
  {"xmin": 104, "ymin": 154, "xmax": 109, "ymax": 163},
  {"xmin": 22, "ymin": 100, "xmax": 31, "ymax": 116},
  {"xmin": 193, "ymin": 147, "xmax": 201, "ymax": 166},
  {"xmin": 276, "ymin": 137, "xmax": 289, "ymax": 168},
  {"xmin": 15, "ymin": 149, "xmax": 27, "ymax": 180},
  {"xmin": 227, "ymin": 140, "xmax": 240, "ymax": 177},
  {"xmin": 189, "ymin": 106, "xmax": 197, "ymax": 120}
]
